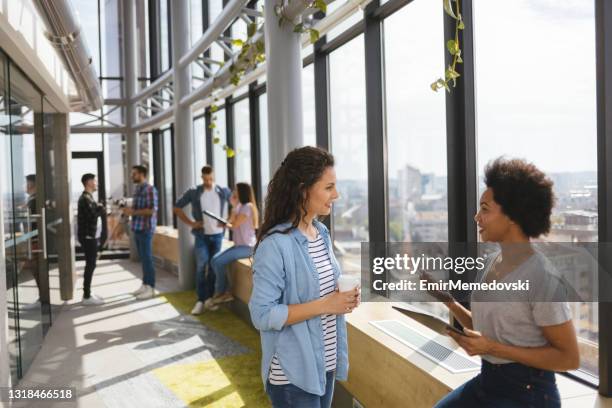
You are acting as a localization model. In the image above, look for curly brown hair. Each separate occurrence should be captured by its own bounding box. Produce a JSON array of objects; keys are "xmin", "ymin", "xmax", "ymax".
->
[
  {"xmin": 484, "ymin": 157, "xmax": 555, "ymax": 238},
  {"xmin": 255, "ymin": 146, "xmax": 335, "ymax": 251}
]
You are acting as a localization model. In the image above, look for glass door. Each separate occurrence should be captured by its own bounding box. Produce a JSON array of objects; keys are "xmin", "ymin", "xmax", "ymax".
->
[
  {"xmin": 0, "ymin": 46, "xmax": 20, "ymax": 385},
  {"xmin": 1, "ymin": 50, "xmax": 51, "ymax": 383}
]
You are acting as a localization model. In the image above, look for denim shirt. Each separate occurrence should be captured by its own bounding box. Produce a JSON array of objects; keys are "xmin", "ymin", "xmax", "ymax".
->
[
  {"xmin": 174, "ymin": 184, "xmax": 231, "ymax": 235},
  {"xmin": 248, "ymin": 220, "xmax": 349, "ymax": 396}
]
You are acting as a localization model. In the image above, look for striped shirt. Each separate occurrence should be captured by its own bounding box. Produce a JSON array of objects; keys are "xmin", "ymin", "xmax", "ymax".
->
[{"xmin": 268, "ymin": 234, "xmax": 337, "ymax": 385}]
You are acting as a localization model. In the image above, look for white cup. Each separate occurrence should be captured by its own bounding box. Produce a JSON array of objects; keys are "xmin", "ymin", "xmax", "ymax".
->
[{"xmin": 338, "ymin": 275, "xmax": 360, "ymax": 292}]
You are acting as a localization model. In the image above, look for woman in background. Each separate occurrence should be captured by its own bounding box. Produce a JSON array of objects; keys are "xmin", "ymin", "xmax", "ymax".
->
[{"xmin": 208, "ymin": 182, "xmax": 258, "ymax": 306}]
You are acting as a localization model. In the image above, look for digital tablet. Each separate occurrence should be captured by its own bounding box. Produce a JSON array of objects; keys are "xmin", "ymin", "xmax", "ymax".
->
[
  {"xmin": 392, "ymin": 303, "xmax": 466, "ymax": 336},
  {"xmin": 202, "ymin": 209, "xmax": 229, "ymax": 225}
]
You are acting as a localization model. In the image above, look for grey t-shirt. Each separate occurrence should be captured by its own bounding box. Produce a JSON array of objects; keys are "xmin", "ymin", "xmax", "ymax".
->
[{"xmin": 471, "ymin": 251, "xmax": 572, "ymax": 364}]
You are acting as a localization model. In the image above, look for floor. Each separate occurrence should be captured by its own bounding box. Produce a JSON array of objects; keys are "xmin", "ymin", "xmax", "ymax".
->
[{"xmin": 13, "ymin": 260, "xmax": 269, "ymax": 408}]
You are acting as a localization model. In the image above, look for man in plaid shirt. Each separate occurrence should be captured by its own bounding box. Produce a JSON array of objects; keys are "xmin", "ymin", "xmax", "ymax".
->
[{"xmin": 123, "ymin": 165, "xmax": 158, "ymax": 300}]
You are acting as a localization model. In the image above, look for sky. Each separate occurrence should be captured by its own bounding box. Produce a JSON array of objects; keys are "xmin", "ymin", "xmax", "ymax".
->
[{"xmin": 322, "ymin": 0, "xmax": 598, "ymax": 181}]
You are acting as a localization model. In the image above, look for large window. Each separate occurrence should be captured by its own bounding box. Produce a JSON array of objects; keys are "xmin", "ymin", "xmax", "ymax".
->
[
  {"xmin": 209, "ymin": 0, "xmax": 225, "ymax": 64},
  {"xmin": 193, "ymin": 113, "xmax": 207, "ymax": 180},
  {"xmin": 474, "ymin": 0, "xmax": 598, "ymax": 378},
  {"xmin": 303, "ymin": 64, "xmax": 316, "ymax": 146},
  {"xmin": 72, "ymin": 0, "xmax": 100, "ymax": 74},
  {"xmin": 160, "ymin": 0, "xmax": 170, "ymax": 72},
  {"xmin": 385, "ymin": 0, "xmax": 448, "ymax": 244},
  {"xmin": 70, "ymin": 134, "xmax": 103, "ymax": 152},
  {"xmin": 190, "ymin": 0, "xmax": 205, "ymax": 83},
  {"xmin": 384, "ymin": 0, "xmax": 449, "ymax": 321},
  {"xmin": 190, "ymin": 0, "xmax": 203, "ymax": 45},
  {"xmin": 258, "ymin": 94, "xmax": 270, "ymax": 203},
  {"xmin": 234, "ymin": 98, "xmax": 252, "ymax": 184},
  {"xmin": 161, "ymin": 127, "xmax": 174, "ymax": 226},
  {"xmin": 329, "ymin": 35, "xmax": 368, "ymax": 278},
  {"xmin": 213, "ymin": 108, "xmax": 228, "ymax": 187}
]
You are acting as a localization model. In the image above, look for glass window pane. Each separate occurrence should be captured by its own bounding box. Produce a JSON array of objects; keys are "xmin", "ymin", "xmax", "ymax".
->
[
  {"xmin": 72, "ymin": 0, "xmax": 100, "ymax": 73},
  {"xmin": 234, "ymin": 99, "xmax": 251, "ymax": 184},
  {"xmin": 101, "ymin": 0, "xmax": 122, "ymax": 78},
  {"xmin": 160, "ymin": 0, "xmax": 170, "ymax": 72},
  {"xmin": 106, "ymin": 133, "xmax": 125, "ymax": 200},
  {"xmin": 102, "ymin": 79, "xmax": 123, "ymax": 99},
  {"xmin": 329, "ymin": 35, "xmax": 367, "ymax": 278},
  {"xmin": 474, "ymin": 0, "xmax": 597, "ymax": 378},
  {"xmin": 193, "ymin": 114, "xmax": 206, "ymax": 180},
  {"xmin": 209, "ymin": 0, "xmax": 223, "ymax": 25},
  {"xmin": 303, "ymin": 64, "xmax": 316, "ymax": 147},
  {"xmin": 385, "ymin": 0, "xmax": 448, "ymax": 243},
  {"xmin": 162, "ymin": 128, "xmax": 174, "ymax": 225},
  {"xmin": 326, "ymin": 3, "xmax": 362, "ymax": 41},
  {"xmin": 213, "ymin": 108, "xmax": 228, "ymax": 187},
  {"xmin": 384, "ymin": 1, "xmax": 448, "ymax": 321},
  {"xmin": 259, "ymin": 94, "xmax": 269, "ymax": 203},
  {"xmin": 191, "ymin": 0, "xmax": 203, "ymax": 45},
  {"xmin": 69, "ymin": 134, "xmax": 103, "ymax": 152}
]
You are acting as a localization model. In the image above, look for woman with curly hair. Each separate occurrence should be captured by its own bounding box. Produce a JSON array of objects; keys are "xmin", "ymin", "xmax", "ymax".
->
[
  {"xmin": 435, "ymin": 158, "xmax": 579, "ymax": 408},
  {"xmin": 248, "ymin": 146, "xmax": 360, "ymax": 408}
]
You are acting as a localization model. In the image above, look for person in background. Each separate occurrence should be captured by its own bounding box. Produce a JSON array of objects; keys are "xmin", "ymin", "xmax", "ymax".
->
[
  {"xmin": 249, "ymin": 146, "xmax": 360, "ymax": 408},
  {"xmin": 173, "ymin": 165, "xmax": 231, "ymax": 315},
  {"xmin": 25, "ymin": 174, "xmax": 37, "ymax": 217},
  {"xmin": 124, "ymin": 165, "xmax": 159, "ymax": 300},
  {"xmin": 77, "ymin": 173, "xmax": 106, "ymax": 305},
  {"xmin": 208, "ymin": 182, "xmax": 259, "ymax": 306},
  {"xmin": 21, "ymin": 174, "xmax": 41, "ymax": 310},
  {"xmin": 434, "ymin": 158, "xmax": 579, "ymax": 408}
]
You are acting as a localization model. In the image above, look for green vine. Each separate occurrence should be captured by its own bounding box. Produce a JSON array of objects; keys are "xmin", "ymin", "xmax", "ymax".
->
[
  {"xmin": 208, "ymin": 99, "xmax": 235, "ymax": 158},
  {"xmin": 207, "ymin": 20, "xmax": 267, "ymax": 158},
  {"xmin": 206, "ymin": 1, "xmax": 327, "ymax": 157},
  {"xmin": 229, "ymin": 21, "xmax": 266, "ymax": 87},
  {"xmin": 431, "ymin": 0, "xmax": 464, "ymax": 92},
  {"xmin": 275, "ymin": 0, "xmax": 327, "ymax": 43}
]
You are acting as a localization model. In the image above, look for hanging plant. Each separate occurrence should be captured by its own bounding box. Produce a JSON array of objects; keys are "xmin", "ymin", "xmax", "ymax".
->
[
  {"xmin": 431, "ymin": 0, "xmax": 464, "ymax": 92},
  {"xmin": 208, "ymin": 22, "xmax": 266, "ymax": 159},
  {"xmin": 275, "ymin": 0, "xmax": 327, "ymax": 43},
  {"xmin": 229, "ymin": 22, "xmax": 266, "ymax": 86}
]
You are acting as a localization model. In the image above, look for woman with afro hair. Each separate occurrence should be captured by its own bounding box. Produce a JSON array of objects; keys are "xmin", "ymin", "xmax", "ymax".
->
[{"xmin": 435, "ymin": 158, "xmax": 579, "ymax": 408}]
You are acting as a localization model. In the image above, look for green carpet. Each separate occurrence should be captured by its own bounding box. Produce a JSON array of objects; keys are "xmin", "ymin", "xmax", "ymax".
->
[{"xmin": 152, "ymin": 291, "xmax": 270, "ymax": 408}]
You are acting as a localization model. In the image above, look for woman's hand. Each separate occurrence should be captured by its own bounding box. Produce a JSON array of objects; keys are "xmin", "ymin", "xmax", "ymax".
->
[
  {"xmin": 322, "ymin": 287, "xmax": 360, "ymax": 315},
  {"xmin": 447, "ymin": 327, "xmax": 495, "ymax": 356}
]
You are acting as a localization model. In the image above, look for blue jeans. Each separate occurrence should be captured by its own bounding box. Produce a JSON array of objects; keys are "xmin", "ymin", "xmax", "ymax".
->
[
  {"xmin": 134, "ymin": 230, "xmax": 155, "ymax": 287},
  {"xmin": 266, "ymin": 371, "xmax": 335, "ymax": 408},
  {"xmin": 211, "ymin": 245, "xmax": 253, "ymax": 295},
  {"xmin": 434, "ymin": 361, "xmax": 561, "ymax": 408},
  {"xmin": 195, "ymin": 233, "xmax": 224, "ymax": 301}
]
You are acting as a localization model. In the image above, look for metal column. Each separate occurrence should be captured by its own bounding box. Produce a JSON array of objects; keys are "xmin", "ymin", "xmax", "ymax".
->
[
  {"xmin": 123, "ymin": 0, "xmax": 140, "ymax": 195},
  {"xmin": 596, "ymin": 0, "xmax": 612, "ymax": 396},
  {"xmin": 49, "ymin": 113, "xmax": 77, "ymax": 301},
  {"xmin": 172, "ymin": 0, "xmax": 196, "ymax": 289},
  {"xmin": 0, "ymin": 116, "xmax": 8, "ymax": 389},
  {"xmin": 264, "ymin": 0, "xmax": 304, "ymax": 172}
]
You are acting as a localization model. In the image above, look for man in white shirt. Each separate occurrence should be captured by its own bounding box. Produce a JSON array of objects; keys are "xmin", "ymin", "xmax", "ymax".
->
[{"xmin": 174, "ymin": 165, "xmax": 231, "ymax": 314}]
